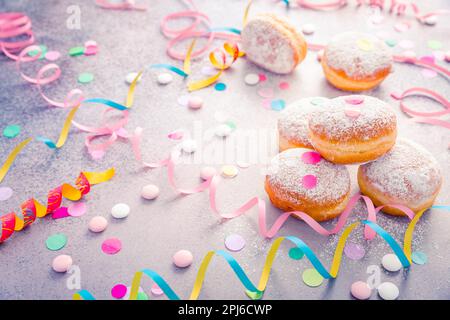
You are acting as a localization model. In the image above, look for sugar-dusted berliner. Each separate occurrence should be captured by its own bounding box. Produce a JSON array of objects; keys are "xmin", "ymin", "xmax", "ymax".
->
[
  {"xmin": 358, "ymin": 139, "xmax": 442, "ymax": 216},
  {"xmin": 265, "ymin": 148, "xmax": 351, "ymax": 222},
  {"xmin": 322, "ymin": 32, "xmax": 393, "ymax": 91},
  {"xmin": 241, "ymin": 13, "xmax": 307, "ymax": 74},
  {"xmin": 278, "ymin": 97, "xmax": 329, "ymax": 151},
  {"xmin": 308, "ymin": 95, "xmax": 397, "ymax": 164}
]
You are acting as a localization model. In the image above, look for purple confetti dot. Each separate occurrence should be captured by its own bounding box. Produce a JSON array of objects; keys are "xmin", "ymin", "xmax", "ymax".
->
[
  {"xmin": 0, "ymin": 187, "xmax": 13, "ymax": 201},
  {"xmin": 344, "ymin": 242, "xmax": 366, "ymax": 260},
  {"xmin": 224, "ymin": 234, "xmax": 245, "ymax": 252}
]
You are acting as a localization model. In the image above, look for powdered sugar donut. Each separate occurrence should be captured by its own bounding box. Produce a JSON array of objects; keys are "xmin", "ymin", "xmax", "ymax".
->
[
  {"xmin": 308, "ymin": 95, "xmax": 397, "ymax": 164},
  {"xmin": 358, "ymin": 139, "xmax": 442, "ymax": 216},
  {"xmin": 265, "ymin": 148, "xmax": 351, "ymax": 222},
  {"xmin": 278, "ymin": 97, "xmax": 329, "ymax": 151},
  {"xmin": 322, "ymin": 32, "xmax": 393, "ymax": 91},
  {"xmin": 241, "ymin": 14, "xmax": 307, "ymax": 74}
]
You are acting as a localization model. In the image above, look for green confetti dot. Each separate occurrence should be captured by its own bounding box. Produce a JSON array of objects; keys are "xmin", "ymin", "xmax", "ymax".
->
[
  {"xmin": 46, "ymin": 233, "xmax": 67, "ymax": 251},
  {"xmin": 427, "ymin": 40, "xmax": 443, "ymax": 50},
  {"xmin": 3, "ymin": 125, "xmax": 21, "ymax": 138},
  {"xmin": 78, "ymin": 72, "xmax": 94, "ymax": 84},
  {"xmin": 245, "ymin": 290, "xmax": 263, "ymax": 300},
  {"xmin": 214, "ymin": 82, "xmax": 227, "ymax": 91},
  {"xmin": 411, "ymin": 251, "xmax": 427, "ymax": 265},
  {"xmin": 225, "ymin": 121, "xmax": 236, "ymax": 130},
  {"xmin": 289, "ymin": 247, "xmax": 304, "ymax": 260},
  {"xmin": 137, "ymin": 291, "xmax": 149, "ymax": 300},
  {"xmin": 385, "ymin": 39, "xmax": 397, "ymax": 47},
  {"xmin": 311, "ymin": 98, "xmax": 325, "ymax": 106},
  {"xmin": 28, "ymin": 45, "xmax": 47, "ymax": 60},
  {"xmin": 69, "ymin": 46, "xmax": 85, "ymax": 56},
  {"xmin": 302, "ymin": 268, "xmax": 323, "ymax": 287}
]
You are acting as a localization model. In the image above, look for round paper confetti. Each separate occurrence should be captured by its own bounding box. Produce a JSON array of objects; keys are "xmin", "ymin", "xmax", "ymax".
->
[
  {"xmin": 271, "ymin": 99, "xmax": 286, "ymax": 111},
  {"xmin": 301, "ymin": 151, "xmax": 321, "ymax": 165},
  {"xmin": 424, "ymin": 16, "xmax": 438, "ymax": 26},
  {"xmin": 111, "ymin": 203, "xmax": 130, "ymax": 219},
  {"xmin": 69, "ymin": 46, "xmax": 85, "ymax": 56},
  {"xmin": 78, "ymin": 72, "xmax": 94, "ymax": 84},
  {"xmin": 258, "ymin": 73, "xmax": 267, "ymax": 82},
  {"xmin": 302, "ymin": 174, "xmax": 317, "ymax": 189},
  {"xmin": 257, "ymin": 87, "xmax": 273, "ymax": 98},
  {"xmin": 68, "ymin": 202, "xmax": 86, "ymax": 217},
  {"xmin": 102, "ymin": 238, "xmax": 122, "ymax": 255},
  {"xmin": 345, "ymin": 96, "xmax": 364, "ymax": 105},
  {"xmin": 357, "ymin": 38, "xmax": 374, "ymax": 51},
  {"xmin": 111, "ymin": 284, "xmax": 127, "ymax": 299},
  {"xmin": 377, "ymin": 282, "xmax": 399, "ymax": 300},
  {"xmin": 46, "ymin": 233, "xmax": 67, "ymax": 251},
  {"xmin": 411, "ymin": 251, "xmax": 427, "ymax": 265},
  {"xmin": 288, "ymin": 247, "xmax": 304, "ymax": 260},
  {"xmin": 45, "ymin": 51, "xmax": 61, "ymax": 61},
  {"xmin": 345, "ymin": 107, "xmax": 361, "ymax": 119},
  {"xmin": 84, "ymin": 46, "xmax": 98, "ymax": 56},
  {"xmin": 3, "ymin": 125, "xmax": 21, "ymax": 138},
  {"xmin": 244, "ymin": 73, "xmax": 259, "ymax": 86},
  {"xmin": 224, "ymin": 234, "xmax": 245, "ymax": 252},
  {"xmin": 88, "ymin": 216, "xmax": 108, "ymax": 233},
  {"xmin": 214, "ymin": 82, "xmax": 226, "ymax": 91},
  {"xmin": 381, "ymin": 253, "xmax": 402, "ymax": 272},
  {"xmin": 221, "ymin": 165, "xmax": 238, "ymax": 178},
  {"xmin": 52, "ymin": 207, "xmax": 69, "ymax": 219},
  {"xmin": 151, "ymin": 283, "xmax": 164, "ymax": 296},
  {"xmin": 0, "ymin": 187, "xmax": 13, "ymax": 201},
  {"xmin": 52, "ymin": 255, "xmax": 73, "ymax": 273},
  {"xmin": 302, "ymin": 268, "xmax": 323, "ymax": 287},
  {"xmin": 350, "ymin": 281, "xmax": 372, "ymax": 300},
  {"xmin": 245, "ymin": 289, "xmax": 263, "ymax": 300},
  {"xmin": 310, "ymin": 97, "xmax": 325, "ymax": 106},
  {"xmin": 188, "ymin": 96, "xmax": 203, "ymax": 109},
  {"xmin": 428, "ymin": 40, "xmax": 443, "ymax": 50},
  {"xmin": 173, "ymin": 250, "xmax": 193, "ymax": 268},
  {"xmin": 141, "ymin": 184, "xmax": 160, "ymax": 200},
  {"xmin": 157, "ymin": 73, "xmax": 173, "ymax": 85},
  {"xmin": 344, "ymin": 242, "xmax": 365, "ymax": 260},
  {"xmin": 301, "ymin": 23, "xmax": 315, "ymax": 35},
  {"xmin": 279, "ymin": 82, "xmax": 290, "ymax": 90}
]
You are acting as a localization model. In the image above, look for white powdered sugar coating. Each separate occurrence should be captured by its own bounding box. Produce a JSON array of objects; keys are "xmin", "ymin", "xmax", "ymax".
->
[
  {"xmin": 267, "ymin": 148, "xmax": 350, "ymax": 205},
  {"xmin": 278, "ymin": 97, "xmax": 329, "ymax": 147},
  {"xmin": 324, "ymin": 32, "xmax": 393, "ymax": 79},
  {"xmin": 360, "ymin": 139, "xmax": 442, "ymax": 205},
  {"xmin": 242, "ymin": 15, "xmax": 297, "ymax": 74},
  {"xmin": 308, "ymin": 95, "xmax": 396, "ymax": 142}
]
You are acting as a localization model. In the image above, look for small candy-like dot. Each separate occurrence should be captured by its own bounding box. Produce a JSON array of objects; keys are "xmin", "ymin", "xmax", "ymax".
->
[
  {"xmin": 200, "ymin": 166, "xmax": 217, "ymax": 180},
  {"xmin": 301, "ymin": 151, "xmax": 321, "ymax": 165},
  {"xmin": 345, "ymin": 96, "xmax": 364, "ymax": 105},
  {"xmin": 278, "ymin": 81, "xmax": 290, "ymax": 90},
  {"xmin": 350, "ymin": 281, "xmax": 372, "ymax": 300},
  {"xmin": 45, "ymin": 51, "xmax": 61, "ymax": 61},
  {"xmin": 151, "ymin": 283, "xmax": 164, "ymax": 296},
  {"xmin": 214, "ymin": 82, "xmax": 227, "ymax": 91},
  {"xmin": 52, "ymin": 255, "xmax": 73, "ymax": 273},
  {"xmin": 302, "ymin": 268, "xmax": 323, "ymax": 287},
  {"xmin": 173, "ymin": 250, "xmax": 193, "ymax": 268},
  {"xmin": 68, "ymin": 202, "xmax": 86, "ymax": 217},
  {"xmin": 188, "ymin": 96, "xmax": 203, "ymax": 109},
  {"xmin": 302, "ymin": 175, "xmax": 317, "ymax": 189},
  {"xmin": 88, "ymin": 216, "xmax": 108, "ymax": 233},
  {"xmin": 111, "ymin": 284, "xmax": 127, "ymax": 299},
  {"xmin": 289, "ymin": 247, "xmax": 304, "ymax": 260},
  {"xmin": 381, "ymin": 253, "xmax": 402, "ymax": 272},
  {"xmin": 377, "ymin": 282, "xmax": 399, "ymax": 300},
  {"xmin": 102, "ymin": 238, "xmax": 122, "ymax": 255},
  {"xmin": 224, "ymin": 234, "xmax": 246, "ymax": 252},
  {"xmin": 221, "ymin": 165, "xmax": 238, "ymax": 178},
  {"xmin": 157, "ymin": 73, "xmax": 173, "ymax": 85},
  {"xmin": 244, "ymin": 73, "xmax": 259, "ymax": 86},
  {"xmin": 411, "ymin": 251, "xmax": 427, "ymax": 265},
  {"xmin": 0, "ymin": 187, "xmax": 13, "ymax": 201},
  {"xmin": 46, "ymin": 234, "xmax": 67, "ymax": 251},
  {"xmin": 111, "ymin": 203, "xmax": 130, "ymax": 219},
  {"xmin": 141, "ymin": 184, "xmax": 160, "ymax": 200},
  {"xmin": 258, "ymin": 73, "xmax": 267, "ymax": 82},
  {"xmin": 345, "ymin": 107, "xmax": 361, "ymax": 119},
  {"xmin": 301, "ymin": 23, "xmax": 315, "ymax": 35},
  {"xmin": 3, "ymin": 125, "xmax": 21, "ymax": 138},
  {"xmin": 344, "ymin": 242, "xmax": 365, "ymax": 260},
  {"xmin": 78, "ymin": 72, "xmax": 94, "ymax": 84}
]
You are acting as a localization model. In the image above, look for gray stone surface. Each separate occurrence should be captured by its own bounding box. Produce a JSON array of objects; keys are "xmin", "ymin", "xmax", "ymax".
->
[{"xmin": 0, "ymin": 0, "xmax": 449, "ymax": 300}]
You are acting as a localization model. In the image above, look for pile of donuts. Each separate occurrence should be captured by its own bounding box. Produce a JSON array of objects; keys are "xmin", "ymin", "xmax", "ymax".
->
[{"xmin": 239, "ymin": 13, "xmax": 443, "ymax": 222}]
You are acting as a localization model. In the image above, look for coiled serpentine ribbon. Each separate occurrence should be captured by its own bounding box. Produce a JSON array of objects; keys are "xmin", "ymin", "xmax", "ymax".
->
[
  {"xmin": 74, "ymin": 207, "xmax": 437, "ymax": 300},
  {"xmin": 0, "ymin": 168, "xmax": 115, "ymax": 243}
]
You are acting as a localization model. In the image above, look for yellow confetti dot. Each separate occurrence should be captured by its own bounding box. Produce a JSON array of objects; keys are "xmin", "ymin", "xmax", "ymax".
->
[
  {"xmin": 221, "ymin": 165, "xmax": 238, "ymax": 178},
  {"xmin": 357, "ymin": 39, "xmax": 374, "ymax": 51}
]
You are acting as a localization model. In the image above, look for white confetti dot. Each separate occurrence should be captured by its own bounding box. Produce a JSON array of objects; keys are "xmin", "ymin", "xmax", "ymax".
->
[
  {"xmin": 244, "ymin": 73, "xmax": 259, "ymax": 86},
  {"xmin": 381, "ymin": 253, "xmax": 402, "ymax": 272},
  {"xmin": 111, "ymin": 203, "xmax": 130, "ymax": 219},
  {"xmin": 377, "ymin": 282, "xmax": 399, "ymax": 300},
  {"xmin": 301, "ymin": 23, "xmax": 315, "ymax": 35},
  {"xmin": 157, "ymin": 73, "xmax": 173, "ymax": 85}
]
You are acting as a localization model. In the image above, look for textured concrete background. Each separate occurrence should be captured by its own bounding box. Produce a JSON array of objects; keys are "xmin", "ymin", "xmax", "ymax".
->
[{"xmin": 0, "ymin": 0, "xmax": 449, "ymax": 300}]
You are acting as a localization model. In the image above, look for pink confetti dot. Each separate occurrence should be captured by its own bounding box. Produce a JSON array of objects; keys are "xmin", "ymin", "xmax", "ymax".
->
[
  {"xmin": 261, "ymin": 98, "xmax": 271, "ymax": 109},
  {"xmin": 258, "ymin": 73, "xmax": 267, "ymax": 82},
  {"xmin": 52, "ymin": 207, "xmax": 70, "ymax": 220},
  {"xmin": 102, "ymin": 238, "xmax": 122, "ymax": 255},
  {"xmin": 84, "ymin": 46, "xmax": 98, "ymax": 56},
  {"xmin": 344, "ymin": 96, "xmax": 364, "ymax": 105},
  {"xmin": 151, "ymin": 283, "xmax": 164, "ymax": 296},
  {"xmin": 344, "ymin": 242, "xmax": 366, "ymax": 260},
  {"xmin": 345, "ymin": 107, "xmax": 361, "ymax": 119},
  {"xmin": 301, "ymin": 151, "xmax": 321, "ymax": 165},
  {"xmin": 302, "ymin": 175, "xmax": 317, "ymax": 189},
  {"xmin": 351, "ymin": 281, "xmax": 372, "ymax": 300},
  {"xmin": 257, "ymin": 87, "xmax": 274, "ymax": 99},
  {"xmin": 278, "ymin": 81, "xmax": 290, "ymax": 90},
  {"xmin": 45, "ymin": 51, "xmax": 61, "ymax": 61},
  {"xmin": 111, "ymin": 284, "xmax": 127, "ymax": 299},
  {"xmin": 0, "ymin": 186, "xmax": 14, "ymax": 201},
  {"xmin": 68, "ymin": 202, "xmax": 86, "ymax": 217},
  {"xmin": 173, "ymin": 250, "xmax": 193, "ymax": 268}
]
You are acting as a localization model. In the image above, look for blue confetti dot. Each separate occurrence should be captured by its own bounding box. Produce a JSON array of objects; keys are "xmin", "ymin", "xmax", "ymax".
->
[
  {"xmin": 411, "ymin": 251, "xmax": 427, "ymax": 265},
  {"xmin": 270, "ymin": 99, "xmax": 286, "ymax": 111},
  {"xmin": 214, "ymin": 82, "xmax": 227, "ymax": 91}
]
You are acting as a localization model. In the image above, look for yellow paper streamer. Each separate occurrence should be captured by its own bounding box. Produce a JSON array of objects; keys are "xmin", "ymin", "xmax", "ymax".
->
[
  {"xmin": 54, "ymin": 105, "xmax": 79, "ymax": 148},
  {"xmin": 0, "ymin": 138, "xmax": 32, "ymax": 183}
]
